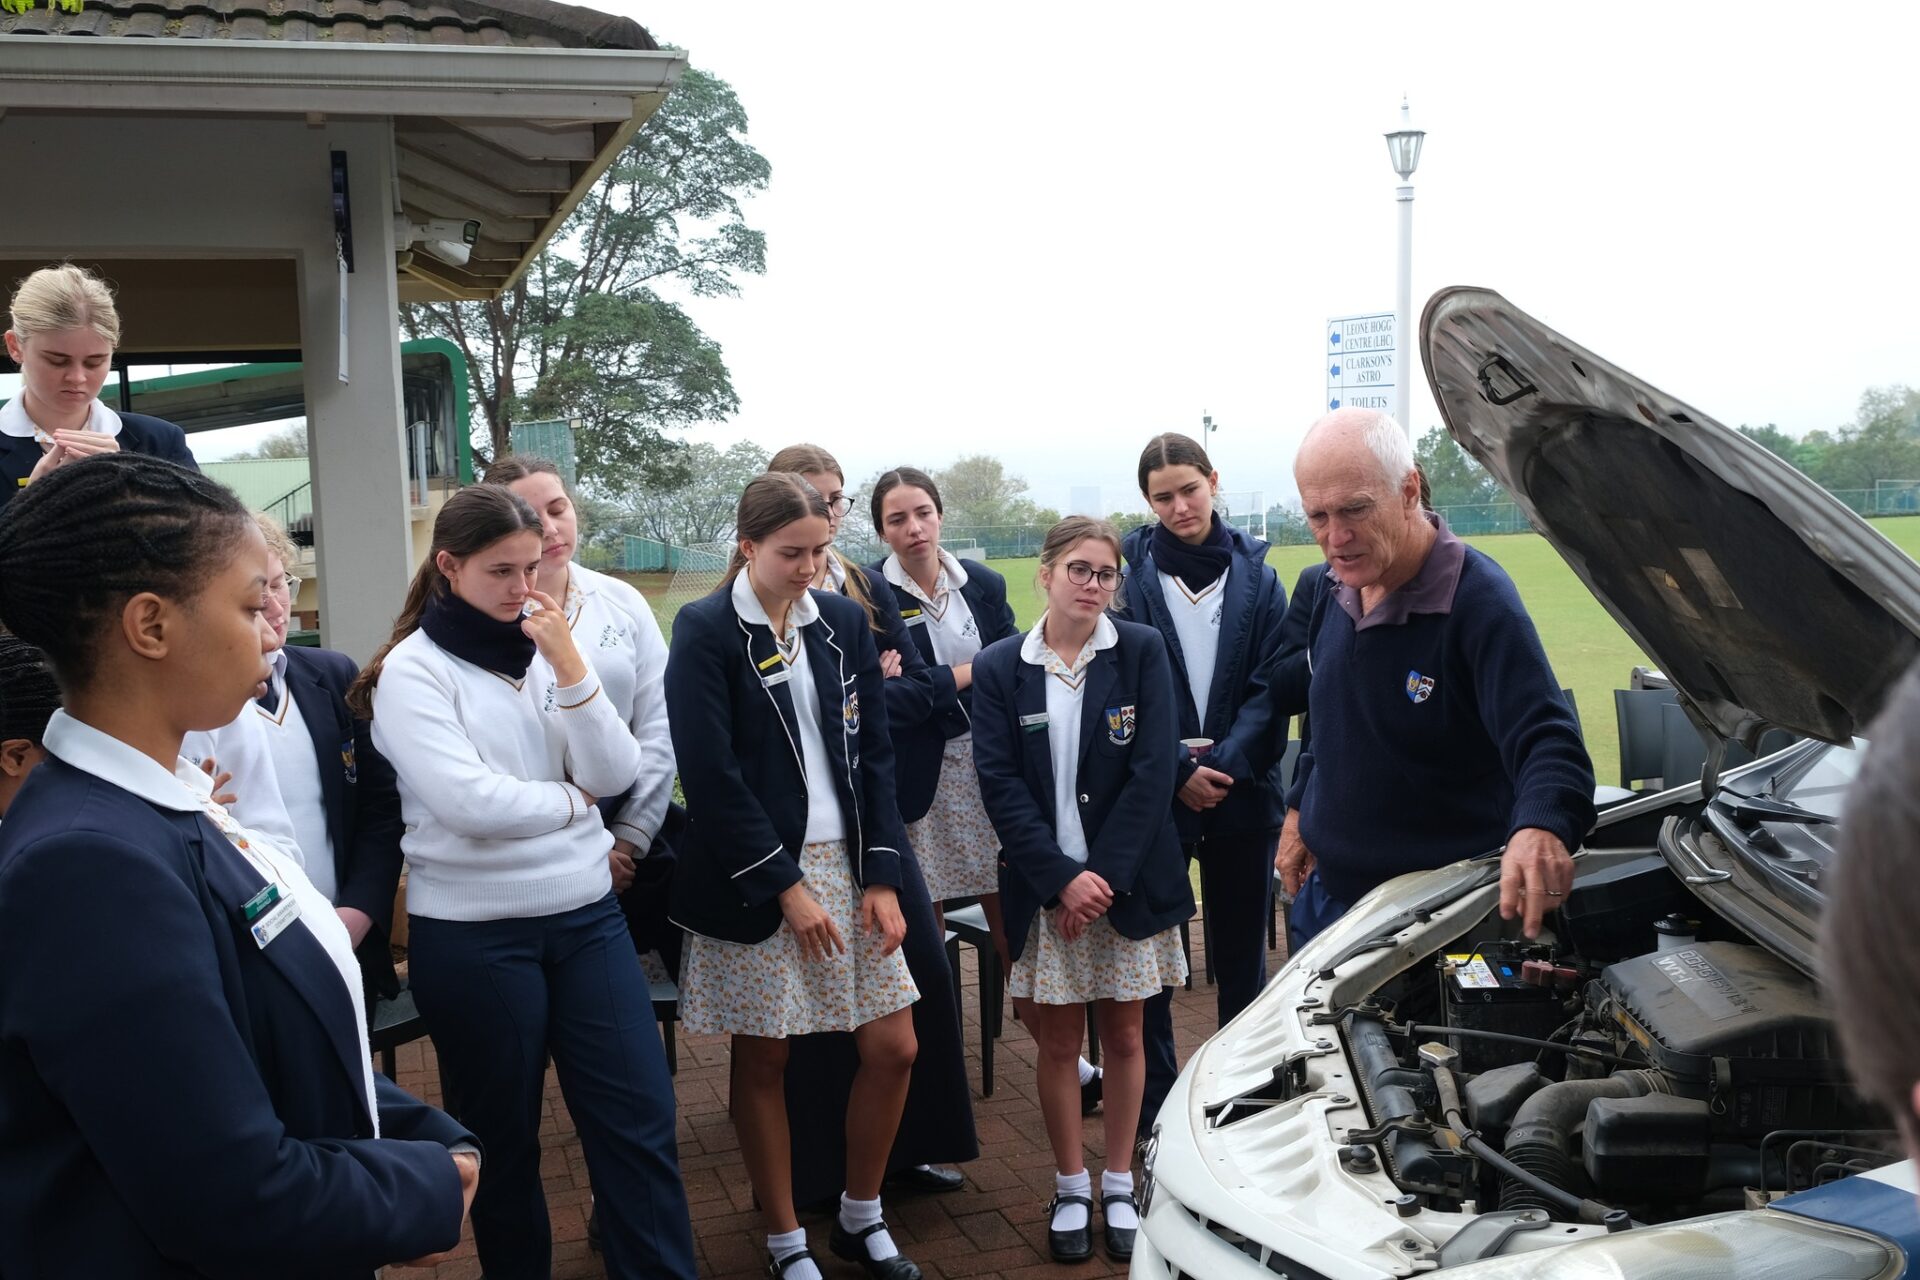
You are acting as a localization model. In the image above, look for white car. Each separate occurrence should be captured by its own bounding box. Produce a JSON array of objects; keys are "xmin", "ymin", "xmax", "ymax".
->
[{"xmin": 1134, "ymin": 287, "xmax": 1920, "ymax": 1278}]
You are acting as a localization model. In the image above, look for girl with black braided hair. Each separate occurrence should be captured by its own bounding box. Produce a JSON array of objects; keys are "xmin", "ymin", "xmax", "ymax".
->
[
  {"xmin": 0, "ymin": 633, "xmax": 59, "ymax": 817},
  {"xmin": 0, "ymin": 453, "xmax": 479, "ymax": 1278}
]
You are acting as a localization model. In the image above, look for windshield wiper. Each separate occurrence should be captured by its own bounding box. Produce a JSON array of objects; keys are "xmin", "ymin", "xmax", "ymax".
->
[{"xmin": 1712, "ymin": 793, "xmax": 1833, "ymax": 828}]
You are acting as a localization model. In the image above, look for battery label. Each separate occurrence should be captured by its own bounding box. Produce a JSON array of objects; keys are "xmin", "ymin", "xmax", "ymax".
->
[{"xmin": 1449, "ymin": 955, "xmax": 1501, "ymax": 990}]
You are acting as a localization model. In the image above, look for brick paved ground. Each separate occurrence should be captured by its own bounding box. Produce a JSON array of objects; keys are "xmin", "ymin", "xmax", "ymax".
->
[{"xmin": 406, "ymin": 905, "xmax": 1283, "ymax": 1279}]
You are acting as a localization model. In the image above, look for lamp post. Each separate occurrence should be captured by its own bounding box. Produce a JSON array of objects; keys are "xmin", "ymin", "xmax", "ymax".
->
[
  {"xmin": 1383, "ymin": 96, "xmax": 1426, "ymax": 436},
  {"xmin": 1202, "ymin": 412, "xmax": 1216, "ymax": 455}
]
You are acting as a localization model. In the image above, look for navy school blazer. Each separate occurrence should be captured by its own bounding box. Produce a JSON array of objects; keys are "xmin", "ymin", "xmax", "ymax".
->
[
  {"xmin": 0, "ymin": 757, "xmax": 472, "ymax": 1278},
  {"xmin": 0, "ymin": 411, "xmax": 198, "ymax": 511},
  {"xmin": 1118, "ymin": 522, "xmax": 1294, "ymax": 841},
  {"xmin": 281, "ymin": 645, "xmax": 406, "ymax": 1001},
  {"xmin": 666, "ymin": 587, "xmax": 913, "ymax": 945},
  {"xmin": 867, "ymin": 558, "xmax": 1020, "ymax": 822},
  {"xmin": 970, "ymin": 620, "xmax": 1195, "ymax": 964}
]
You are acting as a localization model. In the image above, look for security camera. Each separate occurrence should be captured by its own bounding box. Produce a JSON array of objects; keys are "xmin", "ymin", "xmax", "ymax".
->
[{"xmin": 397, "ymin": 217, "xmax": 481, "ymax": 268}]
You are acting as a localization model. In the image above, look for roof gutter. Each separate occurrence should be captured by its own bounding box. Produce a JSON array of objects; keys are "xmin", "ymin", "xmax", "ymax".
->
[{"xmin": 0, "ymin": 36, "xmax": 687, "ymax": 121}]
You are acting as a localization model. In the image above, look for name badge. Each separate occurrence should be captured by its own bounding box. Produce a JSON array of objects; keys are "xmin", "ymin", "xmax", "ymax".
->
[
  {"xmin": 902, "ymin": 610, "xmax": 930, "ymax": 628},
  {"xmin": 250, "ymin": 892, "xmax": 301, "ymax": 949},
  {"xmin": 1020, "ymin": 712, "xmax": 1049, "ymax": 732},
  {"xmin": 760, "ymin": 668, "xmax": 792, "ymax": 687}
]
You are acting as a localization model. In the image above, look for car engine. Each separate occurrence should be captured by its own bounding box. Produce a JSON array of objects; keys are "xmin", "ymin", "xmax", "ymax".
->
[{"xmin": 1336, "ymin": 854, "xmax": 1893, "ymax": 1226}]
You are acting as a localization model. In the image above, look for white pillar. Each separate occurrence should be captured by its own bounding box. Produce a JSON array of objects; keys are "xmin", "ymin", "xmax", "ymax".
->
[
  {"xmin": 1395, "ymin": 181, "xmax": 1414, "ymax": 436},
  {"xmin": 301, "ymin": 123, "xmax": 413, "ymax": 661}
]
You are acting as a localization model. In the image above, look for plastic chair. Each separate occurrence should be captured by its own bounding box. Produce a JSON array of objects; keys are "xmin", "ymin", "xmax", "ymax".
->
[
  {"xmin": 1614, "ymin": 686, "xmax": 1681, "ymax": 789},
  {"xmin": 943, "ymin": 901, "xmax": 1003, "ymax": 1096},
  {"xmin": 369, "ymin": 981, "xmax": 429, "ymax": 1081}
]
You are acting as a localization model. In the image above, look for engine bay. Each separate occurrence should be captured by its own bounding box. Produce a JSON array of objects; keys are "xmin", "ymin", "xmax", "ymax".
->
[{"xmin": 1333, "ymin": 852, "xmax": 1894, "ymax": 1228}]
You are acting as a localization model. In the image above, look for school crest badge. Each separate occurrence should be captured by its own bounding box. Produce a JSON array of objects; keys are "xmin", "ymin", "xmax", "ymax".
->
[
  {"xmin": 843, "ymin": 690, "xmax": 861, "ymax": 735},
  {"xmin": 599, "ymin": 623, "xmax": 621, "ymax": 649},
  {"xmin": 1406, "ymin": 671, "xmax": 1436, "ymax": 704},
  {"xmin": 340, "ymin": 739, "xmax": 358, "ymax": 785},
  {"xmin": 1105, "ymin": 704, "xmax": 1137, "ymax": 745}
]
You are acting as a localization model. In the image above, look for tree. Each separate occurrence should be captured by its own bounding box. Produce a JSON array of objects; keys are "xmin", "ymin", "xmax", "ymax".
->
[
  {"xmin": 1414, "ymin": 426, "xmax": 1503, "ymax": 510},
  {"xmin": 626, "ymin": 439, "xmax": 770, "ymax": 548},
  {"xmin": 930, "ymin": 455, "xmax": 1051, "ymax": 531},
  {"xmin": 1264, "ymin": 501, "xmax": 1312, "ymax": 547},
  {"xmin": 403, "ymin": 65, "xmax": 770, "ymax": 491},
  {"xmin": 1738, "ymin": 423, "xmax": 1806, "ymax": 470},
  {"xmin": 1107, "ymin": 511, "xmax": 1151, "ymax": 536},
  {"xmin": 226, "ymin": 423, "xmax": 309, "ymax": 460}
]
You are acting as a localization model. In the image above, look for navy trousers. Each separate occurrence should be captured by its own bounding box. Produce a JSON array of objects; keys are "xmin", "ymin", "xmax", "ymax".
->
[
  {"xmin": 1286, "ymin": 869, "xmax": 1352, "ymax": 956},
  {"xmin": 1142, "ymin": 828, "xmax": 1278, "ymax": 1124},
  {"xmin": 409, "ymin": 895, "xmax": 696, "ymax": 1280}
]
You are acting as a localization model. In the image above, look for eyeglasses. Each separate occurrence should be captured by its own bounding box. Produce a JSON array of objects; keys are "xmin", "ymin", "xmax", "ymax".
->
[
  {"xmin": 275, "ymin": 574, "xmax": 302, "ymax": 596},
  {"xmin": 826, "ymin": 494, "xmax": 856, "ymax": 518},
  {"xmin": 1063, "ymin": 561, "xmax": 1120, "ymax": 591}
]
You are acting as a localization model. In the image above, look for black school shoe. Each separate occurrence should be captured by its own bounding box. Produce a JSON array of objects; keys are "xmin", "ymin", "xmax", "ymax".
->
[
  {"xmin": 1102, "ymin": 1192, "xmax": 1139, "ymax": 1261},
  {"xmin": 828, "ymin": 1220, "xmax": 923, "ymax": 1280},
  {"xmin": 768, "ymin": 1246, "xmax": 819, "ymax": 1278},
  {"xmin": 885, "ymin": 1164, "xmax": 965, "ymax": 1194},
  {"xmin": 1047, "ymin": 1194, "xmax": 1095, "ymax": 1263},
  {"xmin": 1080, "ymin": 1069, "xmax": 1103, "ymax": 1114}
]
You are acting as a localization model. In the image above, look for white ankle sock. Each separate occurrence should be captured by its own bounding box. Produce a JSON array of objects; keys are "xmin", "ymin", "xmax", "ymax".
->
[
  {"xmin": 1101, "ymin": 1169, "xmax": 1139, "ymax": 1229},
  {"xmin": 838, "ymin": 1193, "xmax": 898, "ymax": 1260},
  {"xmin": 1077, "ymin": 1056, "xmax": 1100, "ymax": 1085},
  {"xmin": 1052, "ymin": 1168, "xmax": 1092, "ymax": 1232},
  {"xmin": 768, "ymin": 1228, "xmax": 820, "ymax": 1280}
]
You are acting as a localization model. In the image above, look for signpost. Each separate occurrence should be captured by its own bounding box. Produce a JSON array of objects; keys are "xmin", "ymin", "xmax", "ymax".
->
[{"xmin": 1325, "ymin": 311, "xmax": 1397, "ymax": 419}]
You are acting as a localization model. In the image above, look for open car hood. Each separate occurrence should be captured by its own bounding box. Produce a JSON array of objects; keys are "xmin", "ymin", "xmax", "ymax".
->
[{"xmin": 1422, "ymin": 287, "xmax": 1920, "ymax": 752}]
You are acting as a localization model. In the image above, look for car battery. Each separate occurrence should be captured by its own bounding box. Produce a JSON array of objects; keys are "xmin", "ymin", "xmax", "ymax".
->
[{"xmin": 1440, "ymin": 942, "xmax": 1573, "ymax": 1073}]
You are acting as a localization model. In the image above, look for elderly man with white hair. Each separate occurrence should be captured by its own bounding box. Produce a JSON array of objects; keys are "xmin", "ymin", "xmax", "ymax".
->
[{"xmin": 1276, "ymin": 408, "xmax": 1595, "ymax": 949}]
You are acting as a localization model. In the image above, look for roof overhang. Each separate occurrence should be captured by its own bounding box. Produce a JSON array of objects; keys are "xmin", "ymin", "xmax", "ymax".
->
[{"xmin": 0, "ymin": 35, "xmax": 687, "ymax": 302}]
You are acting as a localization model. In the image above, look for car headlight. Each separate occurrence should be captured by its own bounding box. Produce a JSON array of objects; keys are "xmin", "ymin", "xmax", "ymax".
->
[{"xmin": 1441, "ymin": 1210, "xmax": 1899, "ymax": 1279}]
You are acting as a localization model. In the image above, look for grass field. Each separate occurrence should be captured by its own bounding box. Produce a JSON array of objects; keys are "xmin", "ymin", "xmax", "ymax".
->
[{"xmin": 986, "ymin": 516, "xmax": 1920, "ymax": 786}]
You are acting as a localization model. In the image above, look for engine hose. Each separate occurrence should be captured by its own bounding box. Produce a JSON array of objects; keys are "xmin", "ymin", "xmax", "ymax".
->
[
  {"xmin": 1502, "ymin": 1072, "xmax": 1664, "ymax": 1221},
  {"xmin": 1403, "ymin": 1024, "xmax": 1642, "ymax": 1069},
  {"xmin": 1431, "ymin": 1065, "xmax": 1639, "ymax": 1232}
]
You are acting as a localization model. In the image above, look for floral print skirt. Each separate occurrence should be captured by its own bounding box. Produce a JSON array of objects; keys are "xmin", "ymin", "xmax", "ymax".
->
[
  {"xmin": 908, "ymin": 737, "xmax": 1001, "ymax": 902},
  {"xmin": 680, "ymin": 840, "xmax": 921, "ymax": 1038},
  {"xmin": 1010, "ymin": 911, "xmax": 1188, "ymax": 1006}
]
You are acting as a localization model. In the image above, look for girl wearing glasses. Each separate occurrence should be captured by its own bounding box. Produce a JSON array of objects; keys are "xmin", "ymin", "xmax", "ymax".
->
[
  {"xmin": 763, "ymin": 446, "xmax": 979, "ymax": 1209},
  {"xmin": 970, "ymin": 516, "xmax": 1193, "ymax": 1265}
]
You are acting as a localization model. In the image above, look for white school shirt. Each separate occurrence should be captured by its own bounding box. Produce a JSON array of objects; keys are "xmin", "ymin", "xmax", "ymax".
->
[
  {"xmin": 1019, "ymin": 612, "xmax": 1119, "ymax": 865},
  {"xmin": 884, "ymin": 548, "xmax": 983, "ymax": 739},
  {"xmin": 0, "ymin": 394, "xmax": 122, "ymax": 447},
  {"xmin": 565, "ymin": 565, "xmax": 676, "ymax": 851},
  {"xmin": 370, "ymin": 627, "xmax": 642, "ymax": 922},
  {"xmin": 181, "ymin": 656, "xmax": 308, "ymax": 878},
  {"xmin": 253, "ymin": 651, "xmax": 337, "ymax": 901},
  {"xmin": 1157, "ymin": 564, "xmax": 1231, "ymax": 727},
  {"xmin": 38, "ymin": 710, "xmax": 377, "ymax": 1127},
  {"xmin": 731, "ymin": 573, "xmax": 845, "ymax": 843}
]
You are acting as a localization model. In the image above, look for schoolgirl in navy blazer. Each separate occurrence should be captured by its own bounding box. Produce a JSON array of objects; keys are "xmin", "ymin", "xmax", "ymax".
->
[
  {"xmin": 870, "ymin": 556, "xmax": 1019, "ymax": 823},
  {"xmin": 971, "ymin": 619, "xmax": 1195, "ymax": 965},
  {"xmin": 667, "ymin": 586, "xmax": 909, "ymax": 944}
]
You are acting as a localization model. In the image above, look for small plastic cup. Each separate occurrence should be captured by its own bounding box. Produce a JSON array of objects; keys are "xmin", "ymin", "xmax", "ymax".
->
[{"xmin": 1181, "ymin": 737, "xmax": 1214, "ymax": 761}]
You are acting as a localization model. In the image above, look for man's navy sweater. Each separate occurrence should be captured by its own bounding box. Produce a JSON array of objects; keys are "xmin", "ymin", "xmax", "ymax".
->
[{"xmin": 1286, "ymin": 520, "xmax": 1596, "ymax": 904}]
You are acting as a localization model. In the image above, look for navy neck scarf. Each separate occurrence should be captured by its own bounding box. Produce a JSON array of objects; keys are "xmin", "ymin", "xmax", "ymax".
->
[
  {"xmin": 420, "ymin": 590, "xmax": 537, "ymax": 680},
  {"xmin": 1151, "ymin": 514, "xmax": 1235, "ymax": 592}
]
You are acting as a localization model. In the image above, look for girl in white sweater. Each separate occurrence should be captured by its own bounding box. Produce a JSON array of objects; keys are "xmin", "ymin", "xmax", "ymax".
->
[{"xmin": 350, "ymin": 486, "xmax": 695, "ymax": 1280}]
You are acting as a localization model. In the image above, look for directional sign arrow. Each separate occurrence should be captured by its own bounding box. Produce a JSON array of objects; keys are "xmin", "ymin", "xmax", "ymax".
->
[
  {"xmin": 1328, "ymin": 398, "xmax": 1340, "ymax": 410},
  {"xmin": 1330, "ymin": 332, "xmax": 1342, "ymax": 345},
  {"xmin": 1329, "ymin": 364, "xmax": 1341, "ymax": 377}
]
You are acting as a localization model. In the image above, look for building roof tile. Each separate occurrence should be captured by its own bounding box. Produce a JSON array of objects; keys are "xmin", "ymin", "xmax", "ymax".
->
[{"xmin": 0, "ymin": 0, "xmax": 655, "ymax": 50}]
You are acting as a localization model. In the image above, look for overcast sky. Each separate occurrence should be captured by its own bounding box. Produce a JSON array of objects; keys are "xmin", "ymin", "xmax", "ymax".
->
[
  {"xmin": 590, "ymin": 0, "xmax": 1920, "ymax": 517},
  {"xmin": 25, "ymin": 4, "xmax": 1916, "ymax": 520}
]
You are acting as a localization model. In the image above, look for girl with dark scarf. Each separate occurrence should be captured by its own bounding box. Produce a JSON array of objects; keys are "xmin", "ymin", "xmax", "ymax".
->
[
  {"xmin": 349, "ymin": 487, "xmax": 696, "ymax": 1280},
  {"xmin": 1118, "ymin": 434, "xmax": 1294, "ymax": 1126}
]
